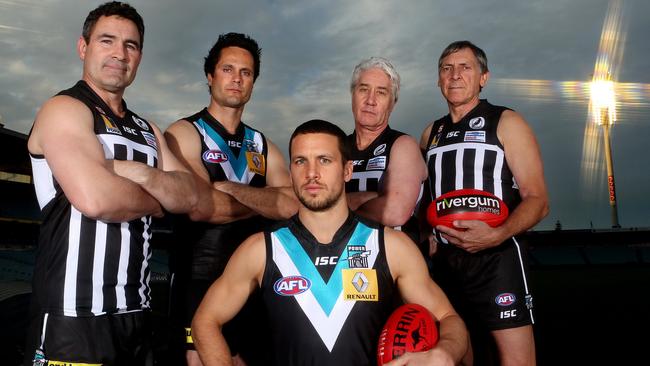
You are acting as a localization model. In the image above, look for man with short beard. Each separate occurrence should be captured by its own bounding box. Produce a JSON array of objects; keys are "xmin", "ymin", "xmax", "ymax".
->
[{"xmin": 191, "ymin": 119, "xmax": 468, "ymax": 366}]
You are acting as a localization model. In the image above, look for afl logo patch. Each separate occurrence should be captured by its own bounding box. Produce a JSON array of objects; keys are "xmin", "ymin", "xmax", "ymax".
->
[
  {"xmin": 202, "ymin": 150, "xmax": 228, "ymax": 163},
  {"xmin": 373, "ymin": 143, "xmax": 387, "ymax": 156},
  {"xmin": 469, "ymin": 117, "xmax": 485, "ymax": 129},
  {"xmin": 495, "ymin": 293, "xmax": 516, "ymax": 306},
  {"xmin": 274, "ymin": 276, "xmax": 311, "ymax": 296},
  {"xmin": 132, "ymin": 116, "xmax": 149, "ymax": 131}
]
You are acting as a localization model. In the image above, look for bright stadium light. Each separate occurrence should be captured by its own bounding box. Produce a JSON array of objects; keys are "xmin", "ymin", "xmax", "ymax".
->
[
  {"xmin": 589, "ymin": 73, "xmax": 620, "ymax": 228},
  {"xmin": 590, "ymin": 78, "xmax": 616, "ymax": 126}
]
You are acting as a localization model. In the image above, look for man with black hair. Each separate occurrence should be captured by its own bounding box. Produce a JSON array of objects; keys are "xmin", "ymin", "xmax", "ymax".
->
[
  {"xmin": 192, "ymin": 119, "xmax": 468, "ymax": 366},
  {"xmin": 25, "ymin": 2, "xmax": 197, "ymax": 365},
  {"xmin": 164, "ymin": 32, "xmax": 298, "ymax": 366}
]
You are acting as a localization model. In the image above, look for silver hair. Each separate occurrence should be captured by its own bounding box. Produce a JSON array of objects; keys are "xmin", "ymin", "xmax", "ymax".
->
[{"xmin": 350, "ymin": 57, "xmax": 400, "ymax": 103}]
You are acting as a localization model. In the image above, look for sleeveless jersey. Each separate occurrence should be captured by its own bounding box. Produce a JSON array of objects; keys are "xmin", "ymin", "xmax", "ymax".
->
[
  {"xmin": 345, "ymin": 127, "xmax": 422, "ymax": 242},
  {"xmin": 424, "ymin": 99, "xmax": 521, "ymax": 243},
  {"xmin": 262, "ymin": 214, "xmax": 397, "ymax": 366},
  {"xmin": 346, "ymin": 126, "xmax": 404, "ymax": 193},
  {"xmin": 174, "ymin": 109, "xmax": 269, "ymax": 281},
  {"xmin": 30, "ymin": 80, "xmax": 158, "ymax": 317}
]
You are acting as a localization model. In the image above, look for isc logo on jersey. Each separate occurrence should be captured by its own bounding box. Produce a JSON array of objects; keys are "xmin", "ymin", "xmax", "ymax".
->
[
  {"xmin": 274, "ymin": 276, "xmax": 311, "ymax": 296},
  {"xmin": 202, "ymin": 150, "xmax": 228, "ymax": 163},
  {"xmin": 495, "ymin": 293, "xmax": 516, "ymax": 306}
]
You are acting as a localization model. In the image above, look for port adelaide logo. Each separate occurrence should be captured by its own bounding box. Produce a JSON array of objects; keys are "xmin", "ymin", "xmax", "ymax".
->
[{"xmin": 347, "ymin": 245, "xmax": 371, "ymax": 268}]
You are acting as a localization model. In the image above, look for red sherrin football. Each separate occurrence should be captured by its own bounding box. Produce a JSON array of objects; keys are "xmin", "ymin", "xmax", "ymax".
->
[
  {"xmin": 427, "ymin": 189, "xmax": 509, "ymax": 229},
  {"xmin": 377, "ymin": 303, "xmax": 439, "ymax": 365}
]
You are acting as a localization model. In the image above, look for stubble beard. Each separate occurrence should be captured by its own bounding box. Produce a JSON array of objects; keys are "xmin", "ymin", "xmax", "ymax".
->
[{"xmin": 297, "ymin": 184, "xmax": 343, "ymax": 212}]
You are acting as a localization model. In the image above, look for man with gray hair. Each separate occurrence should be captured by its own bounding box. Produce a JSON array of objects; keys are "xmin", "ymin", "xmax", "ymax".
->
[
  {"xmin": 421, "ymin": 40, "xmax": 548, "ymax": 365},
  {"xmin": 345, "ymin": 57, "xmax": 427, "ymax": 246}
]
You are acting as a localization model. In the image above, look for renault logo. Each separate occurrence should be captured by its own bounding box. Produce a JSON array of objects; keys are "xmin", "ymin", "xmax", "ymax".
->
[{"xmin": 351, "ymin": 272, "xmax": 369, "ymax": 292}]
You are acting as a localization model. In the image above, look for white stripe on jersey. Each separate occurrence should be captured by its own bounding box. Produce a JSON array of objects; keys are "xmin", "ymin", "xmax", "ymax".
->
[
  {"xmin": 63, "ymin": 208, "xmax": 82, "ymax": 317},
  {"xmin": 455, "ymin": 148, "xmax": 464, "ymax": 189},
  {"xmin": 351, "ymin": 171, "xmax": 383, "ymax": 191},
  {"xmin": 30, "ymin": 156, "xmax": 57, "ymax": 209},
  {"xmin": 473, "ymin": 148, "xmax": 484, "ymax": 190},
  {"xmin": 433, "ymin": 148, "xmax": 443, "ymax": 198},
  {"xmin": 91, "ymin": 221, "xmax": 108, "ymax": 314},
  {"xmin": 512, "ymin": 237, "xmax": 534, "ymax": 323},
  {"xmin": 116, "ymin": 221, "xmax": 130, "ymax": 310},
  {"xmin": 138, "ymin": 216, "xmax": 152, "ymax": 307},
  {"xmin": 493, "ymin": 150, "xmax": 505, "ymax": 198}
]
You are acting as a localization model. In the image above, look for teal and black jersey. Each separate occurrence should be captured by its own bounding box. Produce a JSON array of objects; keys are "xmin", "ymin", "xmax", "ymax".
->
[
  {"xmin": 188, "ymin": 108, "xmax": 267, "ymax": 186},
  {"xmin": 173, "ymin": 108, "xmax": 270, "ymax": 281},
  {"xmin": 261, "ymin": 214, "xmax": 397, "ymax": 366}
]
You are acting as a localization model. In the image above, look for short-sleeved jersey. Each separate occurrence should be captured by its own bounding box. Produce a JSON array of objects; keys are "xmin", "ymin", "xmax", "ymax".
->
[
  {"xmin": 261, "ymin": 214, "xmax": 397, "ymax": 366},
  {"xmin": 345, "ymin": 127, "xmax": 422, "ymax": 242},
  {"xmin": 174, "ymin": 109, "xmax": 270, "ymax": 281},
  {"xmin": 30, "ymin": 80, "xmax": 158, "ymax": 316},
  {"xmin": 424, "ymin": 99, "xmax": 521, "ymax": 243}
]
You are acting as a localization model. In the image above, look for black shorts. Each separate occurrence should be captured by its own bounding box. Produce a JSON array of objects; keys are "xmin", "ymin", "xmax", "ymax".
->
[
  {"xmin": 431, "ymin": 237, "xmax": 534, "ymax": 331},
  {"xmin": 24, "ymin": 311, "xmax": 151, "ymax": 366}
]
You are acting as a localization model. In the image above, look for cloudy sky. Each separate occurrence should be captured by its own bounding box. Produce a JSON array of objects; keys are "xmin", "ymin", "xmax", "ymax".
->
[{"xmin": 1, "ymin": 0, "xmax": 648, "ymax": 230}]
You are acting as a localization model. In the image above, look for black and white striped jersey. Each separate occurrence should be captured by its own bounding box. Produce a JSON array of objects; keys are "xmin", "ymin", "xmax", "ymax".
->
[
  {"xmin": 424, "ymin": 100, "xmax": 522, "ymax": 242},
  {"xmin": 30, "ymin": 80, "xmax": 158, "ymax": 317},
  {"xmin": 345, "ymin": 127, "xmax": 422, "ymax": 243},
  {"xmin": 345, "ymin": 127, "xmax": 404, "ymax": 193}
]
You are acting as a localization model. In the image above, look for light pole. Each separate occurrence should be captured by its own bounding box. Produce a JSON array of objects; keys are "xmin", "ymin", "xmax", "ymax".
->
[
  {"xmin": 590, "ymin": 78, "xmax": 621, "ymax": 228},
  {"xmin": 601, "ymin": 109, "xmax": 620, "ymax": 228}
]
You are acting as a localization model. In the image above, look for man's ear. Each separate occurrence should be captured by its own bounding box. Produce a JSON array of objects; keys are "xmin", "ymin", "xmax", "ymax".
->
[
  {"xmin": 480, "ymin": 71, "xmax": 490, "ymax": 89},
  {"xmin": 77, "ymin": 36, "xmax": 87, "ymax": 61},
  {"xmin": 343, "ymin": 160, "xmax": 353, "ymax": 182}
]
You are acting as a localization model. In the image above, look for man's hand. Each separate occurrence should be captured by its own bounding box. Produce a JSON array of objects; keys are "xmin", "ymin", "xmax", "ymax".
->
[
  {"xmin": 436, "ymin": 220, "xmax": 507, "ymax": 253},
  {"xmin": 383, "ymin": 348, "xmax": 455, "ymax": 366}
]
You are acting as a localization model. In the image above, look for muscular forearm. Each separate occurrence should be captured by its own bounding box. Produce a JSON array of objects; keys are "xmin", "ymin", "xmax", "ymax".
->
[
  {"xmin": 355, "ymin": 195, "xmax": 414, "ymax": 227},
  {"xmin": 189, "ymin": 182, "xmax": 256, "ymax": 224},
  {"xmin": 436, "ymin": 314, "xmax": 469, "ymax": 364},
  {"xmin": 214, "ymin": 181, "xmax": 299, "ymax": 220},
  {"xmin": 346, "ymin": 191, "xmax": 378, "ymax": 211},
  {"xmin": 76, "ymin": 173, "xmax": 163, "ymax": 222},
  {"xmin": 113, "ymin": 160, "xmax": 198, "ymax": 214},
  {"xmin": 192, "ymin": 321, "xmax": 233, "ymax": 366},
  {"xmin": 498, "ymin": 195, "xmax": 549, "ymax": 240}
]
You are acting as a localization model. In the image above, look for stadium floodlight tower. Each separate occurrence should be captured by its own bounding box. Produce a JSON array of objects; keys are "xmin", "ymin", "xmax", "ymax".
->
[{"xmin": 590, "ymin": 74, "xmax": 620, "ymax": 228}]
